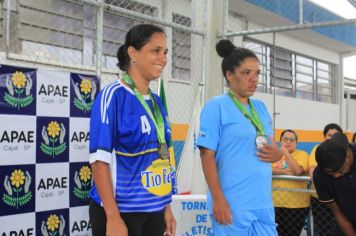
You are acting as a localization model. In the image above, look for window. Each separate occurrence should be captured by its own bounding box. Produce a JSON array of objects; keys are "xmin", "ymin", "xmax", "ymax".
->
[
  {"xmin": 270, "ymin": 48, "xmax": 293, "ymax": 97},
  {"xmin": 244, "ymin": 41, "xmax": 269, "ymax": 93},
  {"xmin": 243, "ymin": 38, "xmax": 335, "ymax": 103},
  {"xmin": 296, "ymin": 55, "xmax": 314, "ymax": 100},
  {"xmin": 172, "ymin": 13, "xmax": 192, "ymax": 81},
  {"xmin": 12, "ymin": 0, "xmax": 84, "ymax": 64},
  {"xmin": 316, "ymin": 61, "xmax": 333, "ymax": 103}
]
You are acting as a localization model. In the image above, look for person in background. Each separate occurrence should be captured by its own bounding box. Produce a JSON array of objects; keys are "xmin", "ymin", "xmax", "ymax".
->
[
  {"xmin": 89, "ymin": 24, "xmax": 176, "ymax": 236},
  {"xmin": 196, "ymin": 39, "xmax": 282, "ymax": 236},
  {"xmin": 314, "ymin": 132, "xmax": 356, "ymax": 236},
  {"xmin": 309, "ymin": 123, "xmax": 343, "ymax": 236},
  {"xmin": 272, "ymin": 129, "xmax": 310, "ymax": 236}
]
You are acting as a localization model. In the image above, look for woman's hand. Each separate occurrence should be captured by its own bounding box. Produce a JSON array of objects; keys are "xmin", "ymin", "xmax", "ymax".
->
[
  {"xmin": 257, "ymin": 135, "xmax": 283, "ymax": 163},
  {"xmin": 164, "ymin": 205, "xmax": 176, "ymax": 236},
  {"xmin": 280, "ymin": 146, "xmax": 289, "ymax": 156},
  {"xmin": 106, "ymin": 216, "xmax": 128, "ymax": 236},
  {"xmin": 212, "ymin": 195, "xmax": 232, "ymax": 225}
]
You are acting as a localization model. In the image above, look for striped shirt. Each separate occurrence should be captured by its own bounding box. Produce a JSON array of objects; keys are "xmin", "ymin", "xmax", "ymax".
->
[{"xmin": 89, "ymin": 79, "xmax": 174, "ymax": 212}]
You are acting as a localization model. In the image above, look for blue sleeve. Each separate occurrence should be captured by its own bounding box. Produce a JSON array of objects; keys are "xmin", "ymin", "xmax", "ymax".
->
[
  {"xmin": 89, "ymin": 88, "xmax": 117, "ymax": 164},
  {"xmin": 196, "ymin": 98, "xmax": 221, "ymax": 152}
]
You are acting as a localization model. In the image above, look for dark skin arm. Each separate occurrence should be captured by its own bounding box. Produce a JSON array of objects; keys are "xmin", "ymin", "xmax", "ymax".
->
[
  {"xmin": 328, "ymin": 201, "xmax": 356, "ymax": 236},
  {"xmin": 200, "ymin": 147, "xmax": 232, "ymax": 225}
]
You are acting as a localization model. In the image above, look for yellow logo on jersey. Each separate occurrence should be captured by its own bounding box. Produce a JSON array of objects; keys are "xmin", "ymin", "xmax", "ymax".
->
[{"xmin": 141, "ymin": 159, "xmax": 172, "ymax": 196}]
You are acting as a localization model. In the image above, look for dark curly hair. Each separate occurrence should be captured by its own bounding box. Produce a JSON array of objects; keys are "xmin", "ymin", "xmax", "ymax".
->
[{"xmin": 215, "ymin": 39, "xmax": 259, "ymax": 79}]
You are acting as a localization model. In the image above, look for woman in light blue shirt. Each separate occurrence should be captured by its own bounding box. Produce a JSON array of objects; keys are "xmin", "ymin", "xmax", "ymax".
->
[{"xmin": 196, "ymin": 39, "xmax": 282, "ymax": 236}]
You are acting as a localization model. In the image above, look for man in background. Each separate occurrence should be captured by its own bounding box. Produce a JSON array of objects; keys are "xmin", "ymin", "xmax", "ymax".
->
[
  {"xmin": 314, "ymin": 132, "xmax": 356, "ymax": 236},
  {"xmin": 309, "ymin": 123, "xmax": 343, "ymax": 235}
]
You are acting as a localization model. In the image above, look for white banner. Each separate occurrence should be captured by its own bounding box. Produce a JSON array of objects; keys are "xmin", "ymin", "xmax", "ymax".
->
[{"xmin": 171, "ymin": 195, "xmax": 213, "ymax": 236}]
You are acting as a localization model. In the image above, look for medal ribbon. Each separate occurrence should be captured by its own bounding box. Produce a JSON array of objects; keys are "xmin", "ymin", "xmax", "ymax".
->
[
  {"xmin": 122, "ymin": 74, "xmax": 166, "ymax": 145},
  {"xmin": 228, "ymin": 89, "xmax": 266, "ymax": 136}
]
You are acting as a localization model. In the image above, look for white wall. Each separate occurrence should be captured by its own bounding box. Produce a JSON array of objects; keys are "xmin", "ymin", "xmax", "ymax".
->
[
  {"xmin": 254, "ymin": 92, "xmax": 340, "ymax": 131},
  {"xmin": 344, "ymin": 97, "xmax": 356, "ymax": 132}
]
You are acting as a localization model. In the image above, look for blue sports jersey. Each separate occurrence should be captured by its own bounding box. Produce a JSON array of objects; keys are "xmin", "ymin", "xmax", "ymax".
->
[
  {"xmin": 89, "ymin": 79, "xmax": 174, "ymax": 212},
  {"xmin": 196, "ymin": 94, "xmax": 274, "ymax": 214}
]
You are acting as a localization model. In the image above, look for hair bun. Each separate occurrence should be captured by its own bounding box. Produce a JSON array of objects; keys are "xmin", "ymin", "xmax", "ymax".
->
[{"xmin": 216, "ymin": 39, "xmax": 235, "ymax": 58}]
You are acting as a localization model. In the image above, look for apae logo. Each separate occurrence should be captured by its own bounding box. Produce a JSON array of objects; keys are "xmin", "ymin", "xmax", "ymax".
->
[
  {"xmin": 4, "ymin": 71, "xmax": 34, "ymax": 109},
  {"xmin": 2, "ymin": 169, "xmax": 32, "ymax": 209},
  {"xmin": 73, "ymin": 79, "xmax": 96, "ymax": 113},
  {"xmin": 71, "ymin": 131, "xmax": 89, "ymax": 151},
  {"xmin": 41, "ymin": 214, "xmax": 65, "ymax": 236},
  {"xmin": 73, "ymin": 166, "xmax": 92, "ymax": 201},
  {"xmin": 40, "ymin": 121, "xmax": 67, "ymax": 158},
  {"xmin": 71, "ymin": 219, "xmax": 91, "ymax": 234}
]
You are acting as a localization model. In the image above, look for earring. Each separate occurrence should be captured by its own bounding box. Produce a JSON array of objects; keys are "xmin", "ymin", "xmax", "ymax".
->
[{"xmin": 131, "ymin": 59, "xmax": 137, "ymax": 65}]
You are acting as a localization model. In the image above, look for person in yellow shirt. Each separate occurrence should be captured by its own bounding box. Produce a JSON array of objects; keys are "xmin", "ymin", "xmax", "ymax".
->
[
  {"xmin": 273, "ymin": 129, "xmax": 309, "ymax": 236},
  {"xmin": 309, "ymin": 123, "xmax": 342, "ymax": 236}
]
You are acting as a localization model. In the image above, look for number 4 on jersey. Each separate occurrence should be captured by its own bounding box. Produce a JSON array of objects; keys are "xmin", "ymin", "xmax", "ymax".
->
[{"xmin": 141, "ymin": 115, "xmax": 151, "ymax": 135}]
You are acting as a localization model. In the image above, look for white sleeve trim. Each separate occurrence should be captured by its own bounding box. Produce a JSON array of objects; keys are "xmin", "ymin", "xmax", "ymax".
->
[
  {"xmin": 89, "ymin": 149, "xmax": 112, "ymax": 164},
  {"xmin": 319, "ymin": 199, "xmax": 335, "ymax": 203}
]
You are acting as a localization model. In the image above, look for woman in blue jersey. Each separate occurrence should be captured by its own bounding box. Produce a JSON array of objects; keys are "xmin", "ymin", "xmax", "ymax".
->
[
  {"xmin": 196, "ymin": 39, "xmax": 282, "ymax": 236},
  {"xmin": 89, "ymin": 24, "xmax": 176, "ymax": 236}
]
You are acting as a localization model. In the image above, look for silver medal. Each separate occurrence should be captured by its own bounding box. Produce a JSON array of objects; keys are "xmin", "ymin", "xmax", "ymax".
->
[
  {"xmin": 255, "ymin": 136, "xmax": 267, "ymax": 147},
  {"xmin": 158, "ymin": 143, "xmax": 170, "ymax": 160}
]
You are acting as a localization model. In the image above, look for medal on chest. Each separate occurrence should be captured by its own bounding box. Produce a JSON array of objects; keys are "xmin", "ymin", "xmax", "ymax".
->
[
  {"xmin": 158, "ymin": 143, "xmax": 170, "ymax": 160},
  {"xmin": 255, "ymin": 135, "xmax": 267, "ymax": 147}
]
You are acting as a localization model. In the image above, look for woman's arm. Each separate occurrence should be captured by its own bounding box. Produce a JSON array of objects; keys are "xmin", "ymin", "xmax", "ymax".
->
[
  {"xmin": 164, "ymin": 204, "xmax": 176, "ymax": 236},
  {"xmin": 272, "ymin": 167, "xmax": 293, "ymax": 175},
  {"xmin": 200, "ymin": 147, "xmax": 232, "ymax": 225},
  {"xmin": 91, "ymin": 161, "xmax": 128, "ymax": 236},
  {"xmin": 281, "ymin": 147, "xmax": 305, "ymax": 176}
]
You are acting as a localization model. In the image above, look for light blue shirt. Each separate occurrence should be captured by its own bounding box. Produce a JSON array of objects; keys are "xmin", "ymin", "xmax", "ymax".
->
[{"xmin": 196, "ymin": 94, "xmax": 274, "ymax": 214}]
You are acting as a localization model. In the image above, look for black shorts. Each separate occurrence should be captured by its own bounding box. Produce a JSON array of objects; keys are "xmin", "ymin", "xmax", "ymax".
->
[{"xmin": 89, "ymin": 200, "xmax": 166, "ymax": 236}]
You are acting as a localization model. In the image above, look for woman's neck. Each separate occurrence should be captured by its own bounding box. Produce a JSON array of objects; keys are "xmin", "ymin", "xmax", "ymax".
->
[
  {"xmin": 127, "ymin": 70, "xmax": 150, "ymax": 95},
  {"xmin": 230, "ymin": 89, "xmax": 249, "ymax": 104}
]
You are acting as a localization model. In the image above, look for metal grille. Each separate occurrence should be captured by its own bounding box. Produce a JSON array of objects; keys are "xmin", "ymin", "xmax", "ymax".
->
[
  {"xmin": 172, "ymin": 13, "xmax": 192, "ymax": 82},
  {"xmin": 1, "ymin": 0, "xmax": 207, "ymax": 165},
  {"xmin": 9, "ymin": 0, "xmax": 85, "ymax": 65},
  {"xmin": 272, "ymin": 175, "xmax": 336, "ymax": 236}
]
